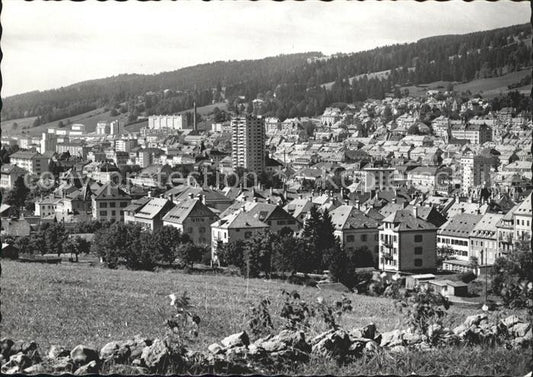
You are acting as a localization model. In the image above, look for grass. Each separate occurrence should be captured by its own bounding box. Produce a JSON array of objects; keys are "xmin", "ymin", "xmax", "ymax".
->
[
  {"xmin": 1, "ymin": 259, "xmax": 530, "ymax": 375},
  {"xmin": 401, "ymin": 68, "xmax": 531, "ymax": 98}
]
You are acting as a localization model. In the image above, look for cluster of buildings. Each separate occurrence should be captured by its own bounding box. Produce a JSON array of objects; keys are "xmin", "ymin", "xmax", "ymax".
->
[{"xmin": 1, "ymin": 89, "xmax": 531, "ymax": 278}]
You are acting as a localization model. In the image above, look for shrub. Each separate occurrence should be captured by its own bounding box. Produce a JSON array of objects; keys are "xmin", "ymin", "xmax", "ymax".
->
[
  {"xmin": 460, "ymin": 271, "xmax": 477, "ymax": 284},
  {"xmin": 247, "ymin": 297, "xmax": 274, "ymax": 338},
  {"xmin": 394, "ymin": 285, "xmax": 450, "ymax": 335}
]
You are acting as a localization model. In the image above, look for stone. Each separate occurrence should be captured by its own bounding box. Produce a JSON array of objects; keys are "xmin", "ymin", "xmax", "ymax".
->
[
  {"xmin": 350, "ymin": 323, "xmax": 376, "ymax": 340},
  {"xmin": 100, "ymin": 341, "xmax": 131, "ymax": 363},
  {"xmin": 70, "ymin": 345, "xmax": 99, "ymax": 366},
  {"xmin": 311, "ymin": 329, "xmax": 352, "ymax": 360},
  {"xmin": 140, "ymin": 339, "xmax": 170, "ymax": 369},
  {"xmin": 501, "ymin": 315, "xmax": 521, "ymax": 329},
  {"xmin": 123, "ymin": 336, "xmax": 152, "ymax": 360},
  {"xmin": 48, "ymin": 345, "xmax": 70, "ymax": 359},
  {"xmin": 23, "ymin": 363, "xmax": 46, "ymax": 374},
  {"xmin": 48, "ymin": 356, "xmax": 75, "ymax": 373},
  {"xmin": 348, "ymin": 341, "xmax": 365, "ymax": 356},
  {"xmin": 364, "ymin": 340, "xmax": 379, "ymax": 353},
  {"xmin": 208, "ymin": 343, "xmax": 225, "ymax": 355},
  {"xmin": 247, "ymin": 344, "xmax": 265, "ymax": 356},
  {"xmin": 453, "ymin": 324, "xmax": 467, "ymax": 336},
  {"xmin": 74, "ymin": 360, "xmax": 99, "ymax": 375},
  {"xmin": 225, "ymin": 345, "xmax": 248, "ymax": 358},
  {"xmin": 0, "ymin": 338, "xmax": 14, "ymax": 358},
  {"xmin": 463, "ymin": 313, "xmax": 488, "ymax": 328},
  {"xmin": 414, "ymin": 342, "xmax": 432, "ymax": 352},
  {"xmin": 427, "ymin": 323, "xmax": 443, "ymax": 339},
  {"xmin": 380, "ymin": 329, "xmax": 404, "ymax": 347},
  {"xmin": 2, "ymin": 366, "xmax": 20, "ymax": 374},
  {"xmin": 259, "ymin": 330, "xmax": 310, "ymax": 354},
  {"xmin": 511, "ymin": 323, "xmax": 531, "ymax": 339},
  {"xmin": 1, "ymin": 353, "xmax": 32, "ymax": 374},
  {"xmin": 220, "ymin": 331, "xmax": 250, "ymax": 348}
]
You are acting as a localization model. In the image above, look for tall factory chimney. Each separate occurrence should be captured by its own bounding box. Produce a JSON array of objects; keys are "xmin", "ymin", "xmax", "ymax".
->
[{"xmin": 193, "ymin": 101, "xmax": 197, "ymax": 131}]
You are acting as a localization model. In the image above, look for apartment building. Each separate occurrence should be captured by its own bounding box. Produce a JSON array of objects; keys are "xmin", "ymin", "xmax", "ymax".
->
[
  {"xmin": 231, "ymin": 115, "xmax": 265, "ymax": 174},
  {"xmin": 9, "ymin": 151, "xmax": 50, "ymax": 175}
]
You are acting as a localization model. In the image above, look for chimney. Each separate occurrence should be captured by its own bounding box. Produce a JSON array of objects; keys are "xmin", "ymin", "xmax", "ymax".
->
[
  {"xmin": 344, "ymin": 199, "xmax": 350, "ymax": 205},
  {"xmin": 253, "ymin": 196, "xmax": 258, "ymax": 203},
  {"xmin": 355, "ymin": 199, "xmax": 360, "ymax": 210},
  {"xmin": 188, "ymin": 193, "xmax": 194, "ymax": 199},
  {"xmin": 148, "ymin": 191, "xmax": 152, "ymax": 198},
  {"xmin": 298, "ymin": 194, "xmax": 303, "ymax": 199},
  {"xmin": 412, "ymin": 205, "xmax": 418, "ymax": 218},
  {"xmin": 460, "ymin": 207, "xmax": 465, "ymax": 214}
]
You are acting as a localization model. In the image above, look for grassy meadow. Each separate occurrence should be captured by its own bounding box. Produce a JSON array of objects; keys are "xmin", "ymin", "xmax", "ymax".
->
[{"xmin": 1, "ymin": 260, "xmax": 531, "ymax": 375}]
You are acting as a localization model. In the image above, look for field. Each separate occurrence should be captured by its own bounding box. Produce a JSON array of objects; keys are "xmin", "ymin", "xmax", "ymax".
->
[
  {"xmin": 401, "ymin": 68, "xmax": 532, "ymax": 98},
  {"xmin": 1, "ymin": 260, "xmax": 531, "ymax": 374}
]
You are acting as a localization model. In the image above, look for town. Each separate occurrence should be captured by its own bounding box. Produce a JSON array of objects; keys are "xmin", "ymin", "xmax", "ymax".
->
[{"xmin": 1, "ymin": 85, "xmax": 531, "ymax": 297}]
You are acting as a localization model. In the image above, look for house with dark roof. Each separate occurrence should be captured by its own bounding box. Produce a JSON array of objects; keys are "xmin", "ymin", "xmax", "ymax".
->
[
  {"xmin": 469, "ymin": 213, "xmax": 503, "ymax": 267},
  {"xmin": 437, "ymin": 213, "xmax": 483, "ymax": 269},
  {"xmin": 513, "ymin": 193, "xmax": 531, "ymax": 241},
  {"xmin": 91, "ymin": 183, "xmax": 132, "ymax": 222},
  {"xmin": 124, "ymin": 197, "xmax": 174, "ymax": 231},
  {"xmin": 210, "ymin": 209, "xmax": 269, "ymax": 262},
  {"xmin": 0, "ymin": 164, "xmax": 27, "ymax": 189},
  {"xmin": 163, "ymin": 196, "xmax": 219, "ymax": 246},
  {"xmin": 378, "ymin": 208, "xmax": 437, "ymax": 273},
  {"xmin": 329, "ymin": 205, "xmax": 380, "ymax": 258}
]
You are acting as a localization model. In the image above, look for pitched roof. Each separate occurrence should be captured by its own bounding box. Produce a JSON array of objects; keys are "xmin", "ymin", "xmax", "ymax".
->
[
  {"xmin": 213, "ymin": 210, "xmax": 269, "ymax": 229},
  {"xmin": 135, "ymin": 198, "xmax": 173, "ymax": 219},
  {"xmin": 330, "ymin": 205, "xmax": 379, "ymax": 230},
  {"xmin": 470, "ymin": 213, "xmax": 503, "ymax": 239},
  {"xmin": 438, "ymin": 213, "xmax": 483, "ymax": 238},
  {"xmin": 513, "ymin": 193, "xmax": 532, "ymax": 217},
  {"xmin": 382, "ymin": 209, "xmax": 436, "ymax": 231},
  {"xmin": 93, "ymin": 183, "xmax": 131, "ymax": 200},
  {"xmin": 163, "ymin": 198, "xmax": 216, "ymax": 224}
]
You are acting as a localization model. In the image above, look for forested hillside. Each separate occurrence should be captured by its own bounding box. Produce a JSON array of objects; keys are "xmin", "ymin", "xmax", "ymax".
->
[{"xmin": 2, "ymin": 23, "xmax": 530, "ymax": 124}]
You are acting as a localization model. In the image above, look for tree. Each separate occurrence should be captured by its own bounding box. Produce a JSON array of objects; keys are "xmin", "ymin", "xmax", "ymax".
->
[
  {"xmin": 177, "ymin": 242, "xmax": 204, "ymax": 268},
  {"xmin": 3, "ymin": 176, "xmax": 30, "ymax": 210},
  {"xmin": 217, "ymin": 240, "xmax": 245, "ymax": 269},
  {"xmin": 63, "ymin": 236, "xmax": 91, "ymax": 262},
  {"xmin": 491, "ymin": 238, "xmax": 533, "ymax": 309},
  {"xmin": 153, "ymin": 226, "xmax": 186, "ymax": 265},
  {"xmin": 41, "ymin": 223, "xmax": 68, "ymax": 256}
]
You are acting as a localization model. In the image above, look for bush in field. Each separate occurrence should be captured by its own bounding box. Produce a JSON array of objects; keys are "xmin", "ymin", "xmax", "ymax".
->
[
  {"xmin": 280, "ymin": 289, "xmax": 315, "ymax": 331},
  {"xmin": 247, "ymin": 297, "xmax": 274, "ymax": 338},
  {"xmin": 394, "ymin": 285, "xmax": 450, "ymax": 335}
]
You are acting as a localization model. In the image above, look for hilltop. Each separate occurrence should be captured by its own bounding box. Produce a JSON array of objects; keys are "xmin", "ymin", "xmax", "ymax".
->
[{"xmin": 1, "ymin": 23, "xmax": 530, "ymax": 126}]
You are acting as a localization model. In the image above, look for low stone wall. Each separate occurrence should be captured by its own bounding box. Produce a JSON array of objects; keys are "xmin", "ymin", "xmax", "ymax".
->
[{"xmin": 1, "ymin": 313, "xmax": 531, "ymax": 375}]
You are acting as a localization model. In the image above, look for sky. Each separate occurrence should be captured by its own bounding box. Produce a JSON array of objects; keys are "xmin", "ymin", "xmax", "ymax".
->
[{"xmin": 1, "ymin": 0, "xmax": 530, "ymax": 97}]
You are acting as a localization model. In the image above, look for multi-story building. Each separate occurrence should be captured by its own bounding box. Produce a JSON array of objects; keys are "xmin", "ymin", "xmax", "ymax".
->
[
  {"xmin": 437, "ymin": 213, "xmax": 482, "ymax": 261},
  {"xmin": 91, "ymin": 183, "xmax": 131, "ymax": 222},
  {"xmin": 451, "ymin": 123, "xmax": 492, "ymax": 144},
  {"xmin": 461, "ymin": 153, "xmax": 492, "ymax": 193},
  {"xmin": 513, "ymin": 193, "xmax": 532, "ymax": 242},
  {"xmin": 378, "ymin": 208, "xmax": 437, "ymax": 273},
  {"xmin": 407, "ymin": 166, "xmax": 452, "ymax": 193},
  {"xmin": 148, "ymin": 115, "xmax": 190, "ymax": 130},
  {"xmin": 469, "ymin": 213, "xmax": 503, "ymax": 267},
  {"xmin": 329, "ymin": 205, "xmax": 380, "ymax": 257},
  {"xmin": 162, "ymin": 195, "xmax": 219, "ymax": 246},
  {"xmin": 0, "ymin": 164, "xmax": 28, "ymax": 189},
  {"xmin": 231, "ymin": 115, "xmax": 265, "ymax": 174},
  {"xmin": 56, "ymin": 141, "xmax": 90, "ymax": 159},
  {"xmin": 70, "ymin": 124, "xmax": 86, "ymax": 136},
  {"xmin": 109, "ymin": 120, "xmax": 122, "ymax": 136},
  {"xmin": 124, "ymin": 197, "xmax": 174, "ymax": 231},
  {"xmin": 210, "ymin": 209, "xmax": 269, "ymax": 263},
  {"xmin": 363, "ymin": 167, "xmax": 395, "ymax": 192},
  {"xmin": 115, "ymin": 139, "xmax": 138, "ymax": 153},
  {"xmin": 40, "ymin": 132, "xmax": 57, "ymax": 154},
  {"xmin": 9, "ymin": 151, "xmax": 50, "ymax": 175},
  {"xmin": 96, "ymin": 121, "xmax": 110, "ymax": 135},
  {"xmin": 496, "ymin": 204, "xmax": 519, "ymax": 255},
  {"xmin": 220, "ymin": 201, "xmax": 299, "ymax": 235}
]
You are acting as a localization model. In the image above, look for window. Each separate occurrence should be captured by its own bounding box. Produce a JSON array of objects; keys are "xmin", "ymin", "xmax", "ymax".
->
[
  {"xmin": 415, "ymin": 247, "xmax": 423, "ymax": 255},
  {"xmin": 100, "ymin": 210, "xmax": 107, "ymax": 217},
  {"xmin": 111, "ymin": 210, "xmax": 116, "ymax": 217},
  {"xmin": 361, "ymin": 234, "xmax": 367, "ymax": 242},
  {"xmin": 414, "ymin": 259, "xmax": 423, "ymax": 267},
  {"xmin": 100, "ymin": 203, "xmax": 108, "ymax": 208},
  {"xmin": 347, "ymin": 235, "xmax": 355, "ymax": 242},
  {"xmin": 120, "ymin": 202, "xmax": 128, "ymax": 207},
  {"xmin": 414, "ymin": 235, "xmax": 423, "ymax": 242},
  {"xmin": 199, "ymin": 227, "xmax": 206, "ymax": 234},
  {"xmin": 110, "ymin": 202, "xmax": 116, "ymax": 208}
]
